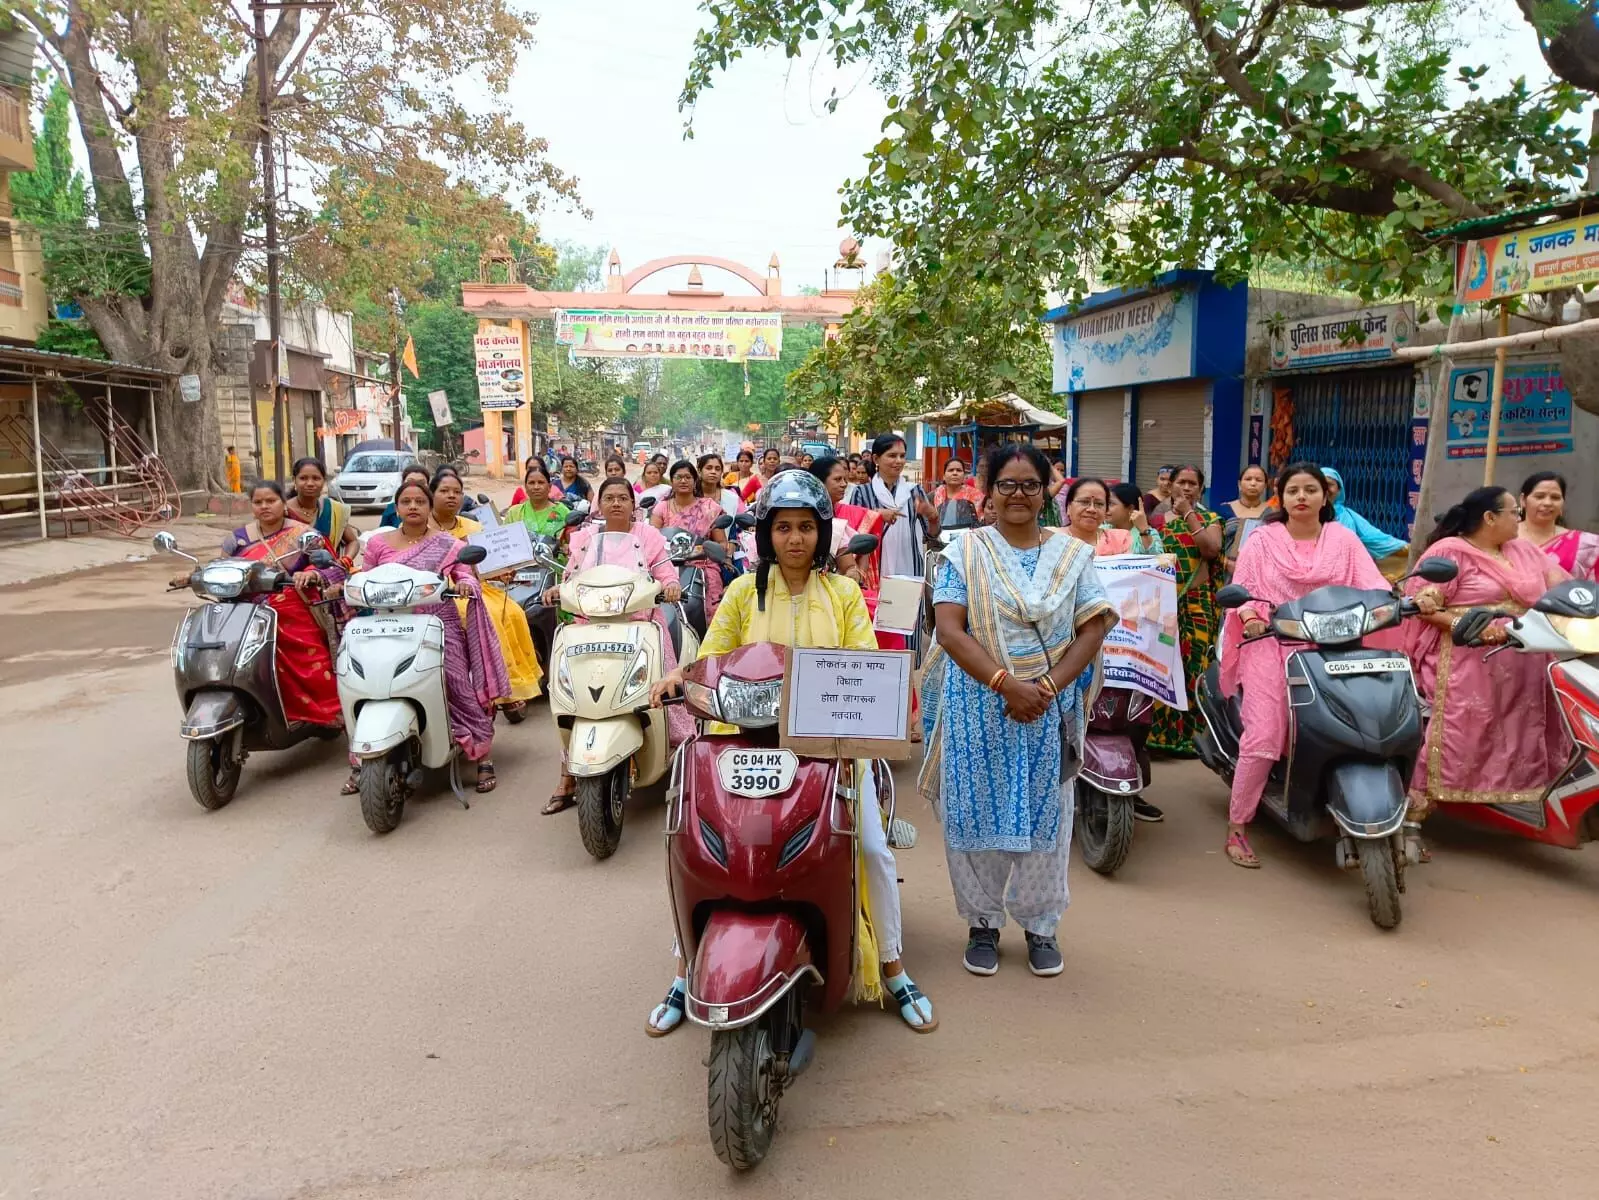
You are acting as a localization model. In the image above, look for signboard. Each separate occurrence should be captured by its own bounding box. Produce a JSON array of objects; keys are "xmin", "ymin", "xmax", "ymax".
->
[
  {"xmin": 1268, "ymin": 304, "xmax": 1414, "ymax": 371},
  {"xmin": 330, "ymin": 409, "xmax": 365, "ymax": 435},
  {"xmin": 554, "ymin": 309, "xmax": 783, "ymax": 363},
  {"xmin": 427, "ymin": 389, "xmax": 452, "ymax": 427},
  {"xmin": 872, "ymin": 575, "xmax": 925, "ymax": 637},
  {"xmin": 179, "ymin": 374, "xmax": 202, "ymax": 403},
  {"xmin": 1407, "ymin": 376, "xmax": 1431, "ymax": 530},
  {"xmin": 1457, "ymin": 215, "xmax": 1599, "ymax": 303},
  {"xmin": 1052, "ymin": 288, "xmax": 1196, "ymax": 393},
  {"xmin": 1445, "ymin": 363, "xmax": 1574, "ymax": 459},
  {"xmin": 474, "ymin": 327, "xmax": 526, "ymax": 411},
  {"xmin": 1091, "ymin": 555, "xmax": 1188, "ymax": 709},
  {"xmin": 780, "ymin": 648, "xmax": 915, "ymax": 760},
  {"xmin": 464, "ymin": 522, "xmax": 535, "ymax": 575}
]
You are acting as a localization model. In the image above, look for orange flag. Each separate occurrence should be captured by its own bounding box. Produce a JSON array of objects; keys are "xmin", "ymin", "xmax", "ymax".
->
[{"xmin": 401, "ymin": 335, "xmax": 420, "ymax": 378}]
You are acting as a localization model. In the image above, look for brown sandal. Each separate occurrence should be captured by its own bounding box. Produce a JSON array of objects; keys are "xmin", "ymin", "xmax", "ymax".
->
[
  {"xmin": 340, "ymin": 770, "xmax": 360, "ymax": 796},
  {"xmin": 1225, "ymin": 831, "xmax": 1261, "ymax": 869},
  {"xmin": 542, "ymin": 792, "xmax": 577, "ymax": 815},
  {"xmin": 475, "ymin": 761, "xmax": 498, "ymax": 794}
]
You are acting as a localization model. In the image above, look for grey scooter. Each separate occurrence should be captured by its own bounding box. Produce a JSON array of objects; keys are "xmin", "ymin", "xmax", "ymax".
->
[{"xmin": 156, "ymin": 529, "xmax": 343, "ymax": 810}]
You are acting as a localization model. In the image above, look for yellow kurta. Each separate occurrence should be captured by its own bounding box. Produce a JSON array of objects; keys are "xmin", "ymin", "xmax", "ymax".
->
[{"xmin": 437, "ymin": 514, "xmax": 542, "ymax": 701}]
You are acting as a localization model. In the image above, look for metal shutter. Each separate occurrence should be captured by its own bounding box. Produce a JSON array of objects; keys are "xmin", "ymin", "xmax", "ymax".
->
[
  {"xmin": 1135, "ymin": 381, "xmax": 1210, "ymax": 491},
  {"xmin": 1074, "ymin": 389, "xmax": 1125, "ymax": 480}
]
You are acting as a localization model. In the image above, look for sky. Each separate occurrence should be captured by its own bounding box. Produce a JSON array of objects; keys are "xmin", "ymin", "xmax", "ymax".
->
[{"xmin": 504, "ymin": 0, "xmax": 891, "ymax": 296}]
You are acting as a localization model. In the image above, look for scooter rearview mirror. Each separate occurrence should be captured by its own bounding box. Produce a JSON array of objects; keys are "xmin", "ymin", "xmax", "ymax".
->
[
  {"xmin": 701, "ymin": 542, "xmax": 728, "ymax": 565},
  {"xmin": 735, "ymin": 511, "xmax": 757, "ymax": 530},
  {"xmin": 477, "ymin": 493, "xmax": 491, "ymax": 505},
  {"xmin": 638, "ymin": 495, "xmax": 658, "ymax": 511},
  {"xmin": 457, "ymin": 544, "xmax": 489, "ymax": 566},
  {"xmin": 1215, "ymin": 583, "xmax": 1254, "ymax": 610},
  {"xmin": 308, "ymin": 549, "xmax": 336, "ymax": 569},
  {"xmin": 846, "ymin": 533, "xmax": 880, "ymax": 558},
  {"xmin": 153, "ymin": 531, "xmax": 178, "ymax": 553},
  {"xmin": 711, "ymin": 513, "xmax": 734, "ymax": 532},
  {"xmin": 563, "ymin": 510, "xmax": 588, "ymax": 527},
  {"xmin": 1412, "ymin": 556, "xmax": 1459, "ymax": 585},
  {"xmin": 296, "ymin": 529, "xmax": 323, "ymax": 552}
]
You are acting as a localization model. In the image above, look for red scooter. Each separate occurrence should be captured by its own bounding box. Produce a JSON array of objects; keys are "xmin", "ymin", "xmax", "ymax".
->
[
  {"xmin": 1445, "ymin": 581, "xmax": 1599, "ymax": 847},
  {"xmin": 666, "ymin": 641, "xmax": 883, "ymax": 1170},
  {"xmin": 1075, "ymin": 687, "xmax": 1156, "ymax": 874}
]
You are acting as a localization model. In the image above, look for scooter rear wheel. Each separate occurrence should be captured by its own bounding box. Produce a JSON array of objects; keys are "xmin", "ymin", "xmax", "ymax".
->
[
  {"xmin": 576, "ymin": 765, "xmax": 629, "ymax": 860},
  {"xmin": 707, "ymin": 1022, "xmax": 779, "ymax": 1170},
  {"xmin": 1075, "ymin": 782, "xmax": 1136, "ymax": 875},
  {"xmin": 186, "ymin": 738, "xmax": 241, "ymax": 811},
  {"xmin": 358, "ymin": 756, "xmax": 407, "ymax": 834},
  {"xmin": 1359, "ymin": 839, "xmax": 1402, "ymax": 930}
]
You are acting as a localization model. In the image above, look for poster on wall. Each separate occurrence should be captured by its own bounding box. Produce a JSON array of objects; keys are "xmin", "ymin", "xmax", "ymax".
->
[
  {"xmin": 1407, "ymin": 377, "xmax": 1431, "ymax": 530},
  {"xmin": 1445, "ymin": 363, "xmax": 1574, "ymax": 459},
  {"xmin": 1456, "ymin": 215, "xmax": 1599, "ymax": 303},
  {"xmin": 474, "ymin": 327, "xmax": 526, "ymax": 411},
  {"xmin": 1091, "ymin": 555, "xmax": 1188, "ymax": 710},
  {"xmin": 554, "ymin": 310, "xmax": 783, "ymax": 362},
  {"xmin": 1052, "ymin": 289, "xmax": 1196, "ymax": 393}
]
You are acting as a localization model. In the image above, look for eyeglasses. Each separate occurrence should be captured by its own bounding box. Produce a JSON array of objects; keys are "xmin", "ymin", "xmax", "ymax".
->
[
  {"xmin": 1497, "ymin": 504, "xmax": 1524, "ymax": 519},
  {"xmin": 1071, "ymin": 497, "xmax": 1107, "ymax": 509},
  {"xmin": 992, "ymin": 479, "xmax": 1044, "ymax": 497}
]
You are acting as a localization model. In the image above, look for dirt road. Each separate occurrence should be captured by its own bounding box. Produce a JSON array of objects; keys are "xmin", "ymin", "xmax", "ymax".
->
[{"xmin": 4, "ymin": 554, "xmax": 1599, "ymax": 1199}]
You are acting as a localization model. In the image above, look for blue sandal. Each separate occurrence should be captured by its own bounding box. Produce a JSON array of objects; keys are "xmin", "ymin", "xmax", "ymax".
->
[
  {"xmin": 885, "ymin": 972, "xmax": 937, "ymax": 1033},
  {"xmin": 646, "ymin": 977, "xmax": 686, "ymax": 1038}
]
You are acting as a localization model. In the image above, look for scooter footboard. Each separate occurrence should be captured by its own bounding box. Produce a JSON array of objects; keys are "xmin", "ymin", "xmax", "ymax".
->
[
  {"xmin": 1326, "ymin": 761, "xmax": 1409, "ymax": 839},
  {"xmin": 686, "ymin": 911, "xmax": 818, "ymax": 1030}
]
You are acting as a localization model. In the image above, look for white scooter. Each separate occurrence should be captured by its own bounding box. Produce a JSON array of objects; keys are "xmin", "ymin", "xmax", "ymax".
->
[
  {"xmin": 337, "ymin": 542, "xmax": 489, "ymax": 833},
  {"xmin": 541, "ymin": 538, "xmax": 703, "ymax": 859}
]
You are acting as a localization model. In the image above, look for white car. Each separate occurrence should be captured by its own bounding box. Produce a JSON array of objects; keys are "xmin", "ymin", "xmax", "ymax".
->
[{"xmin": 328, "ymin": 452, "xmax": 418, "ymax": 512}]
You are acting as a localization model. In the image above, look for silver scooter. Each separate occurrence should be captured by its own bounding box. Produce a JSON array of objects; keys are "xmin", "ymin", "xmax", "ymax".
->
[{"xmin": 156, "ymin": 529, "xmax": 343, "ymax": 810}]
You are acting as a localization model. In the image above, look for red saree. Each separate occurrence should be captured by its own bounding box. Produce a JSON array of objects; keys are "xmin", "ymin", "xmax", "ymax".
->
[{"xmin": 232, "ymin": 522, "xmax": 345, "ymax": 727}]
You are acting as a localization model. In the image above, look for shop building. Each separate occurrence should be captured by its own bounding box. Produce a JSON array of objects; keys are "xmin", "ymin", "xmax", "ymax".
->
[{"xmin": 1046, "ymin": 270, "xmax": 1248, "ymax": 504}]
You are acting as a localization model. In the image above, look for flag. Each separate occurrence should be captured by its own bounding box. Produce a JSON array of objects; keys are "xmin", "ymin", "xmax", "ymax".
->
[{"xmin": 401, "ymin": 335, "xmax": 420, "ymax": 378}]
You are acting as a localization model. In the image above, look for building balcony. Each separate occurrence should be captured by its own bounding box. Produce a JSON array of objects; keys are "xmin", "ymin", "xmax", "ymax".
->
[
  {"xmin": 0, "ymin": 86, "xmax": 31, "ymax": 172},
  {"xmin": 0, "ymin": 219, "xmax": 49, "ymax": 344}
]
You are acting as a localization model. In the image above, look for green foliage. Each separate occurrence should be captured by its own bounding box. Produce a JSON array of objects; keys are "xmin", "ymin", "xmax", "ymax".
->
[
  {"xmin": 404, "ymin": 301, "xmax": 480, "ymax": 433},
  {"xmin": 788, "ymin": 273, "xmax": 1054, "ymax": 436},
  {"xmin": 33, "ymin": 318, "xmax": 108, "ymax": 359},
  {"xmin": 683, "ymin": 0, "xmax": 1598, "ymax": 330},
  {"xmin": 636, "ymin": 323, "xmax": 825, "ymax": 437}
]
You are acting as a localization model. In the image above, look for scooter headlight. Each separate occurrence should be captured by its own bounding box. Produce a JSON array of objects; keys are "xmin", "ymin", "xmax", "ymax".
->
[
  {"xmin": 575, "ymin": 583, "xmax": 634, "ymax": 618},
  {"xmin": 352, "ymin": 578, "xmax": 415, "ymax": 608},
  {"xmin": 235, "ymin": 606, "xmax": 274, "ymax": 668},
  {"xmin": 1280, "ymin": 604, "xmax": 1366, "ymax": 645},
  {"xmin": 615, "ymin": 647, "xmax": 652, "ymax": 707},
  {"xmin": 716, "ymin": 678, "xmax": 783, "ymax": 728},
  {"xmin": 195, "ymin": 563, "xmax": 248, "ymax": 599}
]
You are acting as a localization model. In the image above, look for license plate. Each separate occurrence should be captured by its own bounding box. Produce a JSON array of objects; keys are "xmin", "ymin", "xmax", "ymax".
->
[
  {"xmin": 717, "ymin": 749, "xmax": 799, "ymax": 797},
  {"xmin": 365, "ymin": 622, "xmax": 417, "ymax": 638},
  {"xmin": 1323, "ymin": 657, "xmax": 1409, "ymax": 676}
]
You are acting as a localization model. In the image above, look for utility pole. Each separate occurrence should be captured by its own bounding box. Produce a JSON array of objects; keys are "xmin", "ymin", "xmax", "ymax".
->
[
  {"xmin": 388, "ymin": 288, "xmax": 407, "ymax": 449},
  {"xmin": 253, "ymin": 0, "xmax": 287, "ymax": 481}
]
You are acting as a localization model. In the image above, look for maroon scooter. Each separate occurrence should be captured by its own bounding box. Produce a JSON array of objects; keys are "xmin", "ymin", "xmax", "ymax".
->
[
  {"xmin": 665, "ymin": 641, "xmax": 872, "ymax": 1171},
  {"xmin": 1074, "ymin": 687, "xmax": 1155, "ymax": 875}
]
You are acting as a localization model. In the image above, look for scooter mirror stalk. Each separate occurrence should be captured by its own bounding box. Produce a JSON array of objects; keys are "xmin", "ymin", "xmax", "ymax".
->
[{"xmin": 1215, "ymin": 584, "xmax": 1254, "ymax": 609}]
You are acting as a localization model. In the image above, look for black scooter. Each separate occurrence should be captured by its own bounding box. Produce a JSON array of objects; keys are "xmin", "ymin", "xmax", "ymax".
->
[{"xmin": 1194, "ymin": 555, "xmax": 1457, "ymax": 929}]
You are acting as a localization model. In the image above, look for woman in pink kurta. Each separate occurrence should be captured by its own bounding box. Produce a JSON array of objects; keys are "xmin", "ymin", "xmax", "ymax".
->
[
  {"xmin": 543, "ymin": 478, "xmax": 692, "ymax": 813},
  {"xmin": 1219, "ymin": 463, "xmax": 1402, "ymax": 868},
  {"xmin": 1406, "ymin": 486, "xmax": 1569, "ymax": 825},
  {"xmin": 650, "ymin": 459, "xmax": 728, "ymax": 621}
]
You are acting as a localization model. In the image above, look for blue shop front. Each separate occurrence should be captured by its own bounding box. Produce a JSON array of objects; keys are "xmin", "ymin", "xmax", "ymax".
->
[{"xmin": 1044, "ymin": 270, "xmax": 1248, "ymax": 505}]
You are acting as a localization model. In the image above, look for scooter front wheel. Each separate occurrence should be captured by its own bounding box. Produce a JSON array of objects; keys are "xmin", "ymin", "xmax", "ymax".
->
[
  {"xmin": 707, "ymin": 1022, "xmax": 779, "ymax": 1170},
  {"xmin": 576, "ymin": 764, "xmax": 629, "ymax": 860},
  {"xmin": 1075, "ymin": 782, "xmax": 1136, "ymax": 875},
  {"xmin": 1358, "ymin": 838, "xmax": 1402, "ymax": 930},
  {"xmin": 358, "ymin": 754, "xmax": 407, "ymax": 834},
  {"xmin": 186, "ymin": 738, "xmax": 241, "ymax": 811}
]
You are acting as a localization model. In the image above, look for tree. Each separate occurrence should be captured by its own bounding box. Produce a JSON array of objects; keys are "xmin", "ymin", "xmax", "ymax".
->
[
  {"xmin": 11, "ymin": 0, "xmax": 575, "ymax": 487},
  {"xmin": 683, "ymin": 1, "xmax": 1596, "ymax": 316},
  {"xmin": 790, "ymin": 273, "xmax": 1054, "ymax": 436}
]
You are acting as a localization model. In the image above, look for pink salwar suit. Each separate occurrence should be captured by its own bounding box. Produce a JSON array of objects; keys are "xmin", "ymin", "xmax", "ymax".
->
[
  {"xmin": 1405, "ymin": 537, "xmax": 1568, "ymax": 810},
  {"xmin": 360, "ymin": 532, "xmax": 510, "ymax": 761},
  {"xmin": 568, "ymin": 522, "xmax": 693, "ymax": 745},
  {"xmin": 1219, "ymin": 521, "xmax": 1395, "ymax": 825}
]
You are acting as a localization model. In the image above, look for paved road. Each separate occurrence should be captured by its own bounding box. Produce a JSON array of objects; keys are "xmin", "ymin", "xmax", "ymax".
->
[{"xmin": 5, "ymin": 559, "xmax": 1599, "ymax": 1199}]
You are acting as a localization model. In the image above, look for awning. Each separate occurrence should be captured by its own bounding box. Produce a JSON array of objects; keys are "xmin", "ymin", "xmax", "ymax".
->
[{"xmin": 916, "ymin": 391, "xmax": 1068, "ymax": 431}]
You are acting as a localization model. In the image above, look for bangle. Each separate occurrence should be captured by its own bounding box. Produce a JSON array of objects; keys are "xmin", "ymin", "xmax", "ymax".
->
[
  {"xmin": 1037, "ymin": 674, "xmax": 1059, "ymax": 696},
  {"xmin": 988, "ymin": 668, "xmax": 1009, "ymax": 692}
]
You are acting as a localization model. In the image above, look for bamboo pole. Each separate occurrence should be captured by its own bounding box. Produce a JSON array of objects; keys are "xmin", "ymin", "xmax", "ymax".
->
[
  {"xmin": 1482, "ymin": 304, "xmax": 1511, "ymax": 486},
  {"xmin": 1392, "ymin": 311, "xmax": 1599, "ymax": 361},
  {"xmin": 31, "ymin": 377, "xmax": 46, "ymax": 540}
]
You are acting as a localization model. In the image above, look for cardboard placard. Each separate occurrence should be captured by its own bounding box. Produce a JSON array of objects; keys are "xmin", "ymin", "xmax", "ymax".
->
[
  {"xmin": 779, "ymin": 647, "xmax": 916, "ymax": 760},
  {"xmin": 873, "ymin": 575, "xmax": 925, "ymax": 636},
  {"xmin": 465, "ymin": 522, "xmax": 535, "ymax": 575},
  {"xmin": 474, "ymin": 503, "xmax": 500, "ymax": 529}
]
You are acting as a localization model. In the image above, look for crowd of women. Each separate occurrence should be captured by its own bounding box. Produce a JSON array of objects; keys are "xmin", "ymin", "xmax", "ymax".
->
[{"xmin": 183, "ymin": 440, "xmax": 1595, "ymax": 1038}]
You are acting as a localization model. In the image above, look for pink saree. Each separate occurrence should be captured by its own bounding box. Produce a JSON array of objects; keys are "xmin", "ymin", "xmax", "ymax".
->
[
  {"xmin": 361, "ymin": 532, "xmax": 510, "ymax": 760},
  {"xmin": 1405, "ymin": 537, "xmax": 1568, "ymax": 809},
  {"xmin": 1220, "ymin": 521, "xmax": 1394, "ymax": 824},
  {"xmin": 1531, "ymin": 528, "xmax": 1599, "ymax": 581}
]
